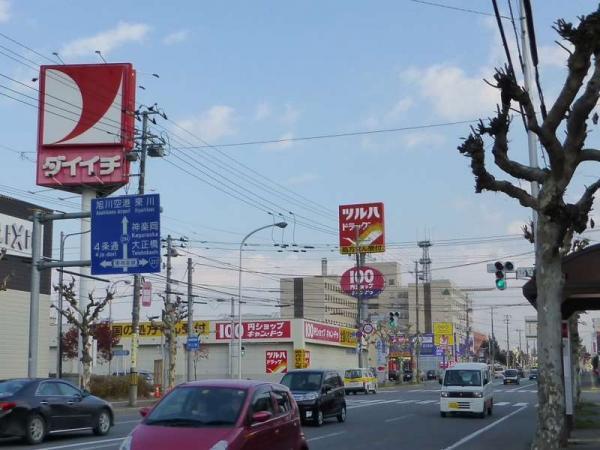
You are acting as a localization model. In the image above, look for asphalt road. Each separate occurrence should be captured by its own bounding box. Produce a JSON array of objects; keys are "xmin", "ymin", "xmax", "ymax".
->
[{"xmin": 0, "ymin": 379, "xmax": 540, "ymax": 450}]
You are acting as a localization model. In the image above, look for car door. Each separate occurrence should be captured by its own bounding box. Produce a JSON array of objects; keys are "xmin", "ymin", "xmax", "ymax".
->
[
  {"xmin": 322, "ymin": 373, "xmax": 337, "ymax": 417},
  {"xmin": 243, "ymin": 386, "xmax": 283, "ymax": 450},
  {"xmin": 272, "ymin": 389, "xmax": 298, "ymax": 449},
  {"xmin": 333, "ymin": 374, "xmax": 345, "ymax": 414},
  {"xmin": 36, "ymin": 381, "xmax": 69, "ymax": 431},
  {"xmin": 56, "ymin": 382, "xmax": 90, "ymax": 429}
]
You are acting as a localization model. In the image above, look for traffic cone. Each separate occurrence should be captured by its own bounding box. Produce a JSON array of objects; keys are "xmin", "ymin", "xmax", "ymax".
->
[{"xmin": 153, "ymin": 385, "xmax": 161, "ymax": 398}]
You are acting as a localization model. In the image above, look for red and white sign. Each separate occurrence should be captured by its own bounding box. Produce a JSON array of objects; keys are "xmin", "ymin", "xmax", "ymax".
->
[
  {"xmin": 215, "ymin": 320, "xmax": 291, "ymax": 340},
  {"xmin": 266, "ymin": 350, "xmax": 288, "ymax": 374},
  {"xmin": 304, "ymin": 321, "xmax": 341, "ymax": 343},
  {"xmin": 339, "ymin": 202, "xmax": 385, "ymax": 254},
  {"xmin": 141, "ymin": 281, "xmax": 152, "ymax": 307},
  {"xmin": 36, "ymin": 63, "xmax": 136, "ymax": 193},
  {"xmin": 340, "ymin": 266, "xmax": 385, "ymax": 299}
]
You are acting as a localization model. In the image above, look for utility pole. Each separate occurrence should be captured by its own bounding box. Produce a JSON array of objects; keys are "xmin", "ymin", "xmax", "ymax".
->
[
  {"xmin": 355, "ymin": 235, "xmax": 365, "ymax": 368},
  {"xmin": 56, "ymin": 231, "xmax": 65, "ymax": 379},
  {"xmin": 229, "ymin": 296, "xmax": 235, "ymax": 378},
  {"xmin": 465, "ymin": 298, "xmax": 471, "ymax": 362},
  {"xmin": 128, "ymin": 110, "xmax": 148, "ymax": 406},
  {"xmin": 516, "ymin": 328, "xmax": 523, "ymax": 367},
  {"xmin": 165, "ymin": 235, "xmax": 173, "ymax": 387},
  {"xmin": 505, "ymin": 315, "xmax": 512, "ymax": 368},
  {"xmin": 187, "ymin": 257, "xmax": 193, "ymax": 382},
  {"xmin": 490, "ymin": 306, "xmax": 495, "ymax": 369},
  {"xmin": 414, "ymin": 261, "xmax": 420, "ymax": 382}
]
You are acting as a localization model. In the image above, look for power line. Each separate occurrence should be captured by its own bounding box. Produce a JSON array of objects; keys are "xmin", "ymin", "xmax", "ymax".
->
[{"xmin": 408, "ymin": 0, "xmax": 510, "ymax": 19}]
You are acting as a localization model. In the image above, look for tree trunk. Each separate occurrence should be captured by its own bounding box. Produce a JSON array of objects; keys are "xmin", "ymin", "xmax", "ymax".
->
[
  {"xmin": 81, "ymin": 331, "xmax": 93, "ymax": 391},
  {"xmin": 532, "ymin": 215, "xmax": 567, "ymax": 450}
]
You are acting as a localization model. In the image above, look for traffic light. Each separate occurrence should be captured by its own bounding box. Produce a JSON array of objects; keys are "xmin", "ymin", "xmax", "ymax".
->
[
  {"xmin": 389, "ymin": 312, "xmax": 395, "ymax": 326},
  {"xmin": 493, "ymin": 261, "xmax": 514, "ymax": 290},
  {"xmin": 389, "ymin": 312, "xmax": 400, "ymax": 327}
]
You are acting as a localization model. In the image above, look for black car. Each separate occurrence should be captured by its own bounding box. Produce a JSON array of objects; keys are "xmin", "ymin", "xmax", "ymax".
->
[
  {"xmin": 280, "ymin": 369, "xmax": 346, "ymax": 426},
  {"xmin": 403, "ymin": 370, "xmax": 413, "ymax": 382},
  {"xmin": 529, "ymin": 368, "xmax": 539, "ymax": 380},
  {"xmin": 0, "ymin": 378, "xmax": 114, "ymax": 444},
  {"xmin": 426, "ymin": 370, "xmax": 439, "ymax": 380}
]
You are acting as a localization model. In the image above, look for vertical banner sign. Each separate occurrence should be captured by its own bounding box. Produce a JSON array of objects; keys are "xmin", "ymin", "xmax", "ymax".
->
[
  {"xmin": 339, "ymin": 202, "xmax": 385, "ymax": 254},
  {"xmin": 36, "ymin": 63, "xmax": 136, "ymax": 194},
  {"xmin": 433, "ymin": 322, "xmax": 454, "ymax": 346},
  {"xmin": 265, "ymin": 351, "xmax": 288, "ymax": 374},
  {"xmin": 141, "ymin": 281, "xmax": 152, "ymax": 307},
  {"xmin": 295, "ymin": 349, "xmax": 307, "ymax": 369}
]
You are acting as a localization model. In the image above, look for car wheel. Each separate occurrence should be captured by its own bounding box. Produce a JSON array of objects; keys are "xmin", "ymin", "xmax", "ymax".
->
[
  {"xmin": 337, "ymin": 406, "xmax": 346, "ymax": 423},
  {"xmin": 93, "ymin": 409, "xmax": 112, "ymax": 436},
  {"xmin": 440, "ymin": 411, "xmax": 447, "ymax": 418},
  {"xmin": 478, "ymin": 410, "xmax": 486, "ymax": 419},
  {"xmin": 315, "ymin": 410, "xmax": 324, "ymax": 427},
  {"xmin": 24, "ymin": 413, "xmax": 46, "ymax": 445}
]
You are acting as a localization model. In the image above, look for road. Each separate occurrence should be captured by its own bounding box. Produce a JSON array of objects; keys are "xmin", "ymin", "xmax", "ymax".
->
[{"xmin": 0, "ymin": 379, "xmax": 539, "ymax": 450}]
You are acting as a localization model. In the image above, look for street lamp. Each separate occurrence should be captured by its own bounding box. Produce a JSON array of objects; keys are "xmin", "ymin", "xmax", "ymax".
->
[{"xmin": 237, "ymin": 222, "xmax": 287, "ymax": 379}]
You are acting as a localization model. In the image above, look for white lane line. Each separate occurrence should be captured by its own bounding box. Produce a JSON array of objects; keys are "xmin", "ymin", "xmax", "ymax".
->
[
  {"xmin": 395, "ymin": 400, "xmax": 415, "ymax": 404},
  {"xmin": 38, "ymin": 437, "xmax": 125, "ymax": 450},
  {"xmin": 347, "ymin": 399, "xmax": 400, "ymax": 409},
  {"xmin": 441, "ymin": 406, "xmax": 527, "ymax": 450},
  {"xmin": 507, "ymin": 383, "xmax": 536, "ymax": 392},
  {"xmin": 494, "ymin": 402, "xmax": 510, "ymax": 406},
  {"xmin": 307, "ymin": 431, "xmax": 345, "ymax": 442},
  {"xmin": 416, "ymin": 400, "xmax": 437, "ymax": 404},
  {"xmin": 115, "ymin": 419, "xmax": 140, "ymax": 425},
  {"xmin": 513, "ymin": 402, "xmax": 528, "ymax": 407},
  {"xmin": 385, "ymin": 413, "xmax": 414, "ymax": 423}
]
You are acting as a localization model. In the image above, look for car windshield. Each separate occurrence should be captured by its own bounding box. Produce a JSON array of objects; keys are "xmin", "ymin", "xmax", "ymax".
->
[
  {"xmin": 0, "ymin": 379, "xmax": 30, "ymax": 397},
  {"xmin": 281, "ymin": 372, "xmax": 322, "ymax": 391},
  {"xmin": 505, "ymin": 370, "xmax": 518, "ymax": 377},
  {"xmin": 145, "ymin": 387, "xmax": 247, "ymax": 427},
  {"xmin": 444, "ymin": 370, "xmax": 482, "ymax": 387},
  {"xmin": 531, "ymin": 369, "xmax": 538, "ymax": 373},
  {"xmin": 345, "ymin": 370, "xmax": 362, "ymax": 378}
]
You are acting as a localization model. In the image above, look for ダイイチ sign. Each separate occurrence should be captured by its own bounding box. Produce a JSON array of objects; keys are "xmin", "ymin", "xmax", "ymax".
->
[
  {"xmin": 265, "ymin": 350, "xmax": 288, "ymax": 374},
  {"xmin": 340, "ymin": 266, "xmax": 385, "ymax": 299},
  {"xmin": 339, "ymin": 202, "xmax": 385, "ymax": 254},
  {"xmin": 36, "ymin": 63, "xmax": 136, "ymax": 193},
  {"xmin": 215, "ymin": 320, "xmax": 291, "ymax": 340}
]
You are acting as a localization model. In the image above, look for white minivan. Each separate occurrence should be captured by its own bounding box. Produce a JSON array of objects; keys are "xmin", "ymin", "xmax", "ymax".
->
[{"xmin": 439, "ymin": 362, "xmax": 493, "ymax": 418}]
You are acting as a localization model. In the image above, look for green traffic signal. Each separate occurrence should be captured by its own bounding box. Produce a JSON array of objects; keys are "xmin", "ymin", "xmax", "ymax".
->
[{"xmin": 496, "ymin": 278, "xmax": 507, "ymax": 290}]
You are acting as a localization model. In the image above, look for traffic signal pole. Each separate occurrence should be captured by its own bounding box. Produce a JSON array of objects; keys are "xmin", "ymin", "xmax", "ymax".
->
[{"xmin": 414, "ymin": 261, "xmax": 420, "ymax": 383}]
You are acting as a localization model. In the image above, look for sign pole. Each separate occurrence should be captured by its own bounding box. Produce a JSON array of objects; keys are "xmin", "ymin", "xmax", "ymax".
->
[
  {"xmin": 27, "ymin": 210, "xmax": 42, "ymax": 378},
  {"xmin": 78, "ymin": 189, "xmax": 94, "ymax": 387},
  {"xmin": 187, "ymin": 257, "xmax": 194, "ymax": 381}
]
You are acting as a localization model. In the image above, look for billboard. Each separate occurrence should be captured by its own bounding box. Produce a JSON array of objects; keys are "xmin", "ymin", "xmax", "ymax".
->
[
  {"xmin": 294, "ymin": 349, "xmax": 311, "ymax": 369},
  {"xmin": 112, "ymin": 320, "xmax": 210, "ymax": 338},
  {"xmin": 37, "ymin": 63, "xmax": 136, "ymax": 193},
  {"xmin": 304, "ymin": 320, "xmax": 357, "ymax": 348},
  {"xmin": 340, "ymin": 266, "xmax": 385, "ymax": 299},
  {"xmin": 339, "ymin": 202, "xmax": 385, "ymax": 254},
  {"xmin": 433, "ymin": 322, "xmax": 454, "ymax": 346},
  {"xmin": 215, "ymin": 320, "xmax": 291, "ymax": 340},
  {"xmin": 265, "ymin": 350, "xmax": 288, "ymax": 374}
]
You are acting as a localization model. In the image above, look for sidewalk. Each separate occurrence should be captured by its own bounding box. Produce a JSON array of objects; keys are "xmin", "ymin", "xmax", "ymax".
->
[
  {"xmin": 110, "ymin": 398, "xmax": 157, "ymax": 410},
  {"xmin": 568, "ymin": 400, "xmax": 600, "ymax": 449}
]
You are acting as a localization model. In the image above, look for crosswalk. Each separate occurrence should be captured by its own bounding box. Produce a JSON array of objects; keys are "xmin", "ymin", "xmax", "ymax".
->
[{"xmin": 346, "ymin": 398, "xmax": 534, "ymax": 409}]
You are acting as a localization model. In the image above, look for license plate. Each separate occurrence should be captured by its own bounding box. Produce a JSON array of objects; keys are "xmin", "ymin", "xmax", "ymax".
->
[
  {"xmin": 305, "ymin": 411, "xmax": 313, "ymax": 418},
  {"xmin": 448, "ymin": 402, "xmax": 459, "ymax": 409}
]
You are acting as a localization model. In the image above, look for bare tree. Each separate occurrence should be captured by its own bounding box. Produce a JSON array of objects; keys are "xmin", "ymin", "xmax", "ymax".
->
[
  {"xmin": 52, "ymin": 279, "xmax": 114, "ymax": 390},
  {"xmin": 192, "ymin": 347, "xmax": 209, "ymax": 381},
  {"xmin": 150, "ymin": 295, "xmax": 187, "ymax": 389},
  {"xmin": 458, "ymin": 11, "xmax": 600, "ymax": 449}
]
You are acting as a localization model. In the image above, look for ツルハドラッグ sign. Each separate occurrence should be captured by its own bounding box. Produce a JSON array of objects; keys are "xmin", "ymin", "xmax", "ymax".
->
[{"xmin": 339, "ymin": 202, "xmax": 385, "ymax": 254}]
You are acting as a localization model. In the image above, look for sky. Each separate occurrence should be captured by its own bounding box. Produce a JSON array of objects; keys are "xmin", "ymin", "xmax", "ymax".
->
[{"xmin": 1, "ymin": 0, "xmax": 599, "ymax": 352}]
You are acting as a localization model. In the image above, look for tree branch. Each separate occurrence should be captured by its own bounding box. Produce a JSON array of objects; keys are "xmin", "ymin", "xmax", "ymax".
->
[
  {"xmin": 459, "ymin": 133, "xmax": 539, "ymax": 210},
  {"xmin": 580, "ymin": 148, "xmax": 600, "ymax": 162},
  {"xmin": 568, "ymin": 179, "xmax": 600, "ymax": 233}
]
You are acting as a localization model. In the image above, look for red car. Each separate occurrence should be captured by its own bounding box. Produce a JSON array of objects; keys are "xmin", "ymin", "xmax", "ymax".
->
[{"xmin": 120, "ymin": 379, "xmax": 309, "ymax": 450}]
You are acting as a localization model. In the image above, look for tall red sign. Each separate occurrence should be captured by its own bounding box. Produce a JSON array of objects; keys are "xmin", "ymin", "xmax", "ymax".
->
[
  {"xmin": 36, "ymin": 63, "xmax": 136, "ymax": 194},
  {"xmin": 340, "ymin": 266, "xmax": 385, "ymax": 299},
  {"xmin": 339, "ymin": 202, "xmax": 385, "ymax": 254}
]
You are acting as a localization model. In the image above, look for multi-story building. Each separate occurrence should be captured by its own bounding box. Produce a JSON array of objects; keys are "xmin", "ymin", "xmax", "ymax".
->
[{"xmin": 363, "ymin": 261, "xmax": 408, "ymax": 332}]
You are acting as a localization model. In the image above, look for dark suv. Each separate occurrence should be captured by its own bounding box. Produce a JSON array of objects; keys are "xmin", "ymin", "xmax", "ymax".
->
[{"xmin": 280, "ymin": 369, "xmax": 346, "ymax": 426}]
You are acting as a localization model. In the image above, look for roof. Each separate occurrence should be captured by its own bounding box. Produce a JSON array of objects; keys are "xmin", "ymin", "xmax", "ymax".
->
[
  {"xmin": 178, "ymin": 379, "xmax": 273, "ymax": 389},
  {"xmin": 445, "ymin": 363, "xmax": 488, "ymax": 370}
]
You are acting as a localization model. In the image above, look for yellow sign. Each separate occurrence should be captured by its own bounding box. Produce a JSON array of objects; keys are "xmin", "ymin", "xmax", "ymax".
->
[
  {"xmin": 433, "ymin": 322, "xmax": 454, "ymax": 345},
  {"xmin": 295, "ymin": 349, "xmax": 310, "ymax": 369},
  {"xmin": 340, "ymin": 327, "xmax": 357, "ymax": 348},
  {"xmin": 113, "ymin": 320, "xmax": 210, "ymax": 338}
]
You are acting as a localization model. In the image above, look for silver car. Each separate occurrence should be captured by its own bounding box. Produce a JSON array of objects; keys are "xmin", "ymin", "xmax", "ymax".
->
[{"xmin": 503, "ymin": 369, "xmax": 520, "ymax": 385}]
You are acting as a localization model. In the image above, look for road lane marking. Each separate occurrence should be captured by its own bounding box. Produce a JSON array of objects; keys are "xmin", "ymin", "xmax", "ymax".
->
[
  {"xmin": 441, "ymin": 405, "xmax": 528, "ymax": 450},
  {"xmin": 416, "ymin": 400, "xmax": 437, "ymax": 404},
  {"xmin": 115, "ymin": 419, "xmax": 140, "ymax": 424},
  {"xmin": 307, "ymin": 431, "xmax": 345, "ymax": 442},
  {"xmin": 507, "ymin": 383, "xmax": 536, "ymax": 392},
  {"xmin": 513, "ymin": 402, "xmax": 528, "ymax": 407},
  {"xmin": 385, "ymin": 413, "xmax": 413, "ymax": 423},
  {"xmin": 347, "ymin": 399, "xmax": 400, "ymax": 409},
  {"xmin": 494, "ymin": 402, "xmax": 510, "ymax": 406},
  {"xmin": 395, "ymin": 400, "xmax": 415, "ymax": 404},
  {"xmin": 38, "ymin": 437, "xmax": 125, "ymax": 450}
]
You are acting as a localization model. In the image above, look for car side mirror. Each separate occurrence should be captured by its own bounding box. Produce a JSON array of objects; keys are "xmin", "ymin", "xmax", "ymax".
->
[
  {"xmin": 252, "ymin": 411, "xmax": 272, "ymax": 423},
  {"xmin": 81, "ymin": 389, "xmax": 90, "ymax": 398},
  {"xmin": 139, "ymin": 407, "xmax": 151, "ymax": 418},
  {"xmin": 438, "ymin": 378, "xmax": 442, "ymax": 385}
]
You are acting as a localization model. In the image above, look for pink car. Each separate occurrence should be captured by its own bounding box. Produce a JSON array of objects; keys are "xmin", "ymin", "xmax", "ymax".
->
[{"xmin": 121, "ymin": 379, "xmax": 309, "ymax": 450}]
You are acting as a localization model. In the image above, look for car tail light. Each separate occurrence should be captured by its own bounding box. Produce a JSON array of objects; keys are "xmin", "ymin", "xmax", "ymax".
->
[{"xmin": 0, "ymin": 402, "xmax": 16, "ymax": 411}]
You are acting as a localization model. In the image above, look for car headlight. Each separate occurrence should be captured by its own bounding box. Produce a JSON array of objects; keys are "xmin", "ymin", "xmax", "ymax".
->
[
  {"xmin": 119, "ymin": 436, "xmax": 132, "ymax": 450},
  {"xmin": 209, "ymin": 441, "xmax": 228, "ymax": 450},
  {"xmin": 473, "ymin": 392, "xmax": 483, "ymax": 398},
  {"xmin": 440, "ymin": 392, "xmax": 449, "ymax": 397}
]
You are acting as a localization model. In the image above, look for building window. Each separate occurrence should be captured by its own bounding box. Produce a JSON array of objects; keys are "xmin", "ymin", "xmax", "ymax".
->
[{"xmin": 388, "ymin": 278, "xmax": 395, "ymax": 286}]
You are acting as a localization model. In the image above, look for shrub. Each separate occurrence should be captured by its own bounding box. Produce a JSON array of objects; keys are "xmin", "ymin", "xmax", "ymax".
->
[{"xmin": 90, "ymin": 375, "xmax": 152, "ymax": 400}]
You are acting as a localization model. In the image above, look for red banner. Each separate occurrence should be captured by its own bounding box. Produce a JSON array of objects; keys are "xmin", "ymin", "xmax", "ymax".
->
[
  {"xmin": 340, "ymin": 266, "xmax": 385, "ymax": 299},
  {"xmin": 36, "ymin": 63, "xmax": 136, "ymax": 194},
  {"xmin": 304, "ymin": 321, "xmax": 341, "ymax": 343},
  {"xmin": 141, "ymin": 281, "xmax": 152, "ymax": 307},
  {"xmin": 339, "ymin": 202, "xmax": 385, "ymax": 254},
  {"xmin": 266, "ymin": 350, "xmax": 288, "ymax": 374},
  {"xmin": 215, "ymin": 320, "xmax": 291, "ymax": 340}
]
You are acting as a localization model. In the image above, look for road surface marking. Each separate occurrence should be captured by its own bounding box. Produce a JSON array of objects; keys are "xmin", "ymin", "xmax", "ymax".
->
[
  {"xmin": 39, "ymin": 437, "xmax": 125, "ymax": 450},
  {"xmin": 416, "ymin": 400, "xmax": 437, "ymax": 404},
  {"xmin": 513, "ymin": 402, "xmax": 528, "ymax": 407},
  {"xmin": 494, "ymin": 402, "xmax": 510, "ymax": 406},
  {"xmin": 115, "ymin": 419, "xmax": 141, "ymax": 425},
  {"xmin": 348, "ymin": 399, "xmax": 399, "ymax": 409},
  {"xmin": 307, "ymin": 431, "xmax": 345, "ymax": 442},
  {"xmin": 385, "ymin": 413, "xmax": 414, "ymax": 423},
  {"xmin": 441, "ymin": 405, "xmax": 528, "ymax": 450},
  {"xmin": 395, "ymin": 400, "xmax": 415, "ymax": 404},
  {"xmin": 507, "ymin": 383, "xmax": 536, "ymax": 392}
]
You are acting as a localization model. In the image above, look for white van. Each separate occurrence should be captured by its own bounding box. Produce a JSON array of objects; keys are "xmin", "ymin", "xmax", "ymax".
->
[{"xmin": 439, "ymin": 362, "xmax": 493, "ymax": 418}]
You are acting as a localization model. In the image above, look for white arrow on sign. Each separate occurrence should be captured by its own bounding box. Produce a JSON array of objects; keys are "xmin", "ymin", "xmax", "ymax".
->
[
  {"xmin": 122, "ymin": 216, "xmax": 129, "ymax": 235},
  {"xmin": 100, "ymin": 260, "xmax": 112, "ymax": 268},
  {"xmin": 139, "ymin": 258, "xmax": 149, "ymax": 266}
]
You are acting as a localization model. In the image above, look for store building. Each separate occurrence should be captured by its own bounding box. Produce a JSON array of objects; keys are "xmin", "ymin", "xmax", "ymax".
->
[{"xmin": 0, "ymin": 195, "xmax": 53, "ymax": 378}]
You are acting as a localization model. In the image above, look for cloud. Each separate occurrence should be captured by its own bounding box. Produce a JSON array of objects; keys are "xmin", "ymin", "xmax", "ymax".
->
[
  {"xmin": 265, "ymin": 132, "xmax": 294, "ymax": 151},
  {"xmin": 254, "ymin": 102, "xmax": 271, "ymax": 121},
  {"xmin": 163, "ymin": 29, "xmax": 189, "ymax": 45},
  {"xmin": 281, "ymin": 104, "xmax": 300, "ymax": 126},
  {"xmin": 177, "ymin": 105, "xmax": 236, "ymax": 142},
  {"xmin": 538, "ymin": 44, "xmax": 571, "ymax": 69},
  {"xmin": 61, "ymin": 22, "xmax": 150, "ymax": 58},
  {"xmin": 402, "ymin": 131, "xmax": 446, "ymax": 149},
  {"xmin": 386, "ymin": 97, "xmax": 414, "ymax": 121},
  {"xmin": 506, "ymin": 220, "xmax": 527, "ymax": 235},
  {"xmin": 287, "ymin": 172, "xmax": 318, "ymax": 185},
  {"xmin": 0, "ymin": 0, "xmax": 10, "ymax": 22},
  {"xmin": 402, "ymin": 65, "xmax": 497, "ymax": 120}
]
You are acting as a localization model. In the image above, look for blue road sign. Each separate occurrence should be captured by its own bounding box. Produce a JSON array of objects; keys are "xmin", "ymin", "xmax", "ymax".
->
[
  {"xmin": 112, "ymin": 349, "xmax": 130, "ymax": 356},
  {"xmin": 91, "ymin": 194, "xmax": 161, "ymax": 275},
  {"xmin": 186, "ymin": 336, "xmax": 200, "ymax": 350}
]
